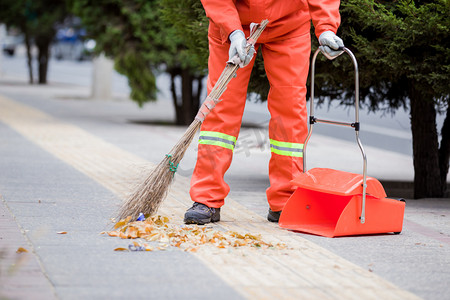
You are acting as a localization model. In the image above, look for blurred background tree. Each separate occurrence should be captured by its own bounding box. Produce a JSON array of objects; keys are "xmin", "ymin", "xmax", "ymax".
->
[
  {"xmin": 69, "ymin": 0, "xmax": 205, "ymax": 125},
  {"xmin": 0, "ymin": 0, "xmax": 67, "ymax": 84},
  {"xmin": 328, "ymin": 0, "xmax": 450, "ymax": 198}
]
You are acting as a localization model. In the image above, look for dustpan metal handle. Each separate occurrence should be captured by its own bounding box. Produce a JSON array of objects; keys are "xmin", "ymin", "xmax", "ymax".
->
[{"xmin": 304, "ymin": 47, "xmax": 368, "ymax": 224}]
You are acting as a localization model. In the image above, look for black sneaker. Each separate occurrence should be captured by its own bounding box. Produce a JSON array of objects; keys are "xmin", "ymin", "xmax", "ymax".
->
[
  {"xmin": 184, "ymin": 202, "xmax": 221, "ymax": 225},
  {"xmin": 267, "ymin": 209, "xmax": 281, "ymax": 223}
]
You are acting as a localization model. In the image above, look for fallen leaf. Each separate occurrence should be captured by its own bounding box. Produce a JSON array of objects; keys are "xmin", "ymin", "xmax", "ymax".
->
[
  {"xmin": 144, "ymin": 225, "xmax": 153, "ymax": 234},
  {"xmin": 57, "ymin": 231, "xmax": 67, "ymax": 234},
  {"xmin": 114, "ymin": 216, "xmax": 132, "ymax": 229},
  {"xmin": 147, "ymin": 232, "xmax": 160, "ymax": 241},
  {"xmin": 245, "ymin": 234, "xmax": 261, "ymax": 241},
  {"xmin": 16, "ymin": 247, "xmax": 28, "ymax": 253},
  {"xmin": 126, "ymin": 227, "xmax": 138, "ymax": 239},
  {"xmin": 114, "ymin": 247, "xmax": 129, "ymax": 251}
]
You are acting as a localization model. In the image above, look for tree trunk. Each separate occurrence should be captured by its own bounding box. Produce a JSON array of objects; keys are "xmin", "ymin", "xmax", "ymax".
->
[
  {"xmin": 169, "ymin": 68, "xmax": 202, "ymax": 125},
  {"xmin": 170, "ymin": 70, "xmax": 183, "ymax": 125},
  {"xmin": 181, "ymin": 68, "xmax": 194, "ymax": 123},
  {"xmin": 36, "ymin": 35, "xmax": 51, "ymax": 84},
  {"xmin": 438, "ymin": 107, "xmax": 450, "ymax": 195},
  {"xmin": 409, "ymin": 82, "xmax": 443, "ymax": 198},
  {"xmin": 22, "ymin": 26, "xmax": 33, "ymax": 84},
  {"xmin": 193, "ymin": 75, "xmax": 203, "ymax": 118}
]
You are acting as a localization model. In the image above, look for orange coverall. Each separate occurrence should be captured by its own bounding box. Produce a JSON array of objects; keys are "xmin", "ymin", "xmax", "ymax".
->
[{"xmin": 190, "ymin": 0, "xmax": 341, "ymax": 212}]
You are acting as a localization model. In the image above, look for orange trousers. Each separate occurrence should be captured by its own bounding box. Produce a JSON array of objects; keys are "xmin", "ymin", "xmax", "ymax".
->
[{"xmin": 189, "ymin": 29, "xmax": 311, "ymax": 212}]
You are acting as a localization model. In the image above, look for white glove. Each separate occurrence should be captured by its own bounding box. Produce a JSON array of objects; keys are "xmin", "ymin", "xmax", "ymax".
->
[
  {"xmin": 318, "ymin": 31, "xmax": 344, "ymax": 60},
  {"xmin": 229, "ymin": 30, "xmax": 255, "ymax": 67}
]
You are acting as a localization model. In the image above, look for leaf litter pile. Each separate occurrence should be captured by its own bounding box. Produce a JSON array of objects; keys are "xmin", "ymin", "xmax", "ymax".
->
[{"xmin": 103, "ymin": 215, "xmax": 288, "ymax": 253}]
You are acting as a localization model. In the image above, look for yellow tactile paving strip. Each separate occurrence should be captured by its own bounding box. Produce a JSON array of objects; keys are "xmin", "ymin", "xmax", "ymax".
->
[{"xmin": 0, "ymin": 95, "xmax": 421, "ymax": 300}]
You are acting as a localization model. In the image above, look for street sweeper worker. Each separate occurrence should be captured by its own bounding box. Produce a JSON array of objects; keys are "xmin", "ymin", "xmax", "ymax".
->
[{"xmin": 184, "ymin": 0, "xmax": 344, "ymax": 225}]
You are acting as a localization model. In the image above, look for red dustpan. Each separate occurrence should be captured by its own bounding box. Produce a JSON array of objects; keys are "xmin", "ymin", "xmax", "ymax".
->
[
  {"xmin": 279, "ymin": 48, "xmax": 405, "ymax": 237},
  {"xmin": 279, "ymin": 168, "xmax": 405, "ymax": 237}
]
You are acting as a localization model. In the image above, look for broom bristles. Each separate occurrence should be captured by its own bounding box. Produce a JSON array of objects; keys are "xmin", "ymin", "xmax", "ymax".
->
[
  {"xmin": 117, "ymin": 20, "xmax": 269, "ymax": 221},
  {"xmin": 117, "ymin": 120, "xmax": 201, "ymax": 221}
]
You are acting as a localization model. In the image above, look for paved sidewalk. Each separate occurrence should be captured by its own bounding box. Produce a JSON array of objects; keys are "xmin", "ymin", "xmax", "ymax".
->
[
  {"xmin": 0, "ymin": 196, "xmax": 57, "ymax": 300},
  {"xmin": 0, "ymin": 77, "xmax": 449, "ymax": 299}
]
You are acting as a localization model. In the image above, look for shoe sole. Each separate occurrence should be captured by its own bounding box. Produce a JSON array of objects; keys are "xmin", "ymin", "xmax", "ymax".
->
[
  {"xmin": 184, "ymin": 216, "xmax": 220, "ymax": 225},
  {"xmin": 267, "ymin": 216, "xmax": 279, "ymax": 223}
]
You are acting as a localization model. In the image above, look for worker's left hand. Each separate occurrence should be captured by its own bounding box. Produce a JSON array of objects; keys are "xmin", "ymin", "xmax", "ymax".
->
[
  {"xmin": 319, "ymin": 31, "xmax": 344, "ymax": 60},
  {"xmin": 229, "ymin": 30, "xmax": 255, "ymax": 67}
]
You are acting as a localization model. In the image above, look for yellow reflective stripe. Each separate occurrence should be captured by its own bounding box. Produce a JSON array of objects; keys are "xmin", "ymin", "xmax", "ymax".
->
[
  {"xmin": 270, "ymin": 147, "xmax": 303, "ymax": 157},
  {"xmin": 269, "ymin": 139, "xmax": 303, "ymax": 150},
  {"xmin": 269, "ymin": 139, "xmax": 303, "ymax": 157},
  {"xmin": 199, "ymin": 131, "xmax": 237, "ymax": 151},
  {"xmin": 199, "ymin": 131, "xmax": 237, "ymax": 143},
  {"xmin": 199, "ymin": 139, "xmax": 234, "ymax": 150}
]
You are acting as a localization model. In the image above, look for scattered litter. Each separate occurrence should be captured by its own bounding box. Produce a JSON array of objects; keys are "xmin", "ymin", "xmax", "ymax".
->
[
  {"xmin": 128, "ymin": 241, "xmax": 153, "ymax": 251},
  {"xmin": 103, "ymin": 215, "xmax": 288, "ymax": 252},
  {"xmin": 136, "ymin": 213, "xmax": 146, "ymax": 221}
]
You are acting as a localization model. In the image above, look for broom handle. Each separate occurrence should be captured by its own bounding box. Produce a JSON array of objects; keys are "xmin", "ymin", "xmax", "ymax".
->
[
  {"xmin": 218, "ymin": 20, "xmax": 269, "ymax": 90},
  {"xmin": 195, "ymin": 20, "xmax": 269, "ymax": 122}
]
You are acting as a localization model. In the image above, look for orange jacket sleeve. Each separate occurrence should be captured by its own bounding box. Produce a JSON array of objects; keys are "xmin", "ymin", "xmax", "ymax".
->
[
  {"xmin": 308, "ymin": 0, "xmax": 341, "ymax": 38},
  {"xmin": 201, "ymin": 0, "xmax": 341, "ymax": 42},
  {"xmin": 200, "ymin": 0, "xmax": 243, "ymax": 43}
]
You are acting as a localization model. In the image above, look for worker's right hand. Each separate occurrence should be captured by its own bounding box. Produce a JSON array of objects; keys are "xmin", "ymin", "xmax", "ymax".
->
[
  {"xmin": 229, "ymin": 30, "xmax": 255, "ymax": 67},
  {"xmin": 319, "ymin": 31, "xmax": 344, "ymax": 60}
]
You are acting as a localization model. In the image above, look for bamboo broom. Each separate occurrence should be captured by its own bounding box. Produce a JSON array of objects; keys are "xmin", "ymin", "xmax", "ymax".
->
[{"xmin": 118, "ymin": 20, "xmax": 269, "ymax": 221}]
